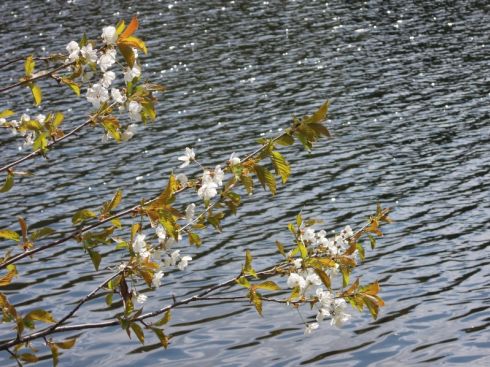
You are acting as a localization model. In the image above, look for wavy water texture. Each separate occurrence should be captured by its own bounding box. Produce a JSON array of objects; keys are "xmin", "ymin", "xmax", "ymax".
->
[{"xmin": 0, "ymin": 0, "xmax": 489, "ymax": 366}]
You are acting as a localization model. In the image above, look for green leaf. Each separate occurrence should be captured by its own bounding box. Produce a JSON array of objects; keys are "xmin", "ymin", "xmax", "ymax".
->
[
  {"xmin": 236, "ymin": 276, "xmax": 251, "ymax": 288},
  {"xmin": 22, "ymin": 119, "xmax": 43, "ymax": 131},
  {"xmin": 270, "ymin": 151, "xmax": 290, "ymax": 184},
  {"xmin": 0, "ymin": 173, "xmax": 14, "ymax": 193},
  {"xmin": 32, "ymin": 132, "xmax": 48, "ymax": 152},
  {"xmin": 275, "ymin": 240, "xmax": 285, "ymax": 257},
  {"xmin": 249, "ymin": 290, "xmax": 263, "ymax": 316},
  {"xmin": 54, "ymin": 337, "xmax": 77, "ymax": 349},
  {"xmin": 52, "ymin": 112, "xmax": 64, "ymax": 129},
  {"xmin": 0, "ymin": 270, "xmax": 16, "ymax": 286},
  {"xmin": 101, "ymin": 116, "xmax": 121, "ymax": 142},
  {"xmin": 151, "ymin": 327, "xmax": 170, "ymax": 349},
  {"xmin": 309, "ymin": 100, "xmax": 329, "ymax": 124},
  {"xmin": 61, "ymin": 77, "xmax": 80, "ymax": 96},
  {"xmin": 362, "ymin": 294, "xmax": 380, "ymax": 319},
  {"xmin": 309, "ymin": 122, "xmax": 331, "ymax": 138},
  {"xmin": 154, "ymin": 310, "xmax": 171, "ymax": 326},
  {"xmin": 274, "ymin": 134, "xmax": 294, "ymax": 146},
  {"xmin": 0, "ymin": 229, "xmax": 20, "ymax": 242},
  {"xmin": 253, "ymin": 165, "xmax": 276, "ymax": 195},
  {"xmin": 240, "ymin": 174, "xmax": 254, "ymax": 195},
  {"xmin": 298, "ymin": 241, "xmax": 308, "ymax": 259},
  {"xmin": 116, "ymin": 20, "xmax": 126, "ymax": 35},
  {"xmin": 188, "ymin": 232, "xmax": 201, "ymax": 247},
  {"xmin": 87, "ymin": 249, "xmax": 101, "ymax": 271},
  {"xmin": 72, "ymin": 209, "xmax": 97, "ymax": 225},
  {"xmin": 243, "ymin": 249, "xmax": 257, "ymax": 278},
  {"xmin": 151, "ymin": 174, "xmax": 177, "ymax": 207},
  {"xmin": 48, "ymin": 343, "xmax": 59, "ymax": 367},
  {"xmin": 101, "ymin": 190, "xmax": 123, "ymax": 215},
  {"xmin": 255, "ymin": 281, "xmax": 281, "ymax": 291},
  {"xmin": 341, "ymin": 266, "xmax": 350, "ymax": 288},
  {"xmin": 24, "ymin": 309, "xmax": 56, "ymax": 323},
  {"xmin": 118, "ymin": 44, "xmax": 135, "ymax": 68},
  {"xmin": 29, "ymin": 83, "xmax": 42, "ymax": 106},
  {"xmin": 19, "ymin": 353, "xmax": 38, "ymax": 363},
  {"xmin": 356, "ymin": 243, "xmax": 365, "ymax": 262},
  {"xmin": 30, "ymin": 227, "xmax": 55, "ymax": 241},
  {"xmin": 0, "ymin": 109, "xmax": 14, "ymax": 118},
  {"xmin": 24, "ymin": 56, "xmax": 35, "ymax": 76},
  {"xmin": 131, "ymin": 322, "xmax": 145, "ymax": 344},
  {"xmin": 296, "ymin": 213, "xmax": 303, "ymax": 227},
  {"xmin": 105, "ymin": 293, "xmax": 113, "ymax": 306},
  {"xmin": 315, "ymin": 269, "xmax": 331, "ymax": 289},
  {"xmin": 368, "ymin": 234, "xmax": 376, "ymax": 249}
]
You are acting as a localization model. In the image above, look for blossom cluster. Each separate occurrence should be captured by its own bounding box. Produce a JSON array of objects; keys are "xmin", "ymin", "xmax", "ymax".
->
[
  {"xmin": 64, "ymin": 25, "xmax": 144, "ymax": 141},
  {"xmin": 1, "ymin": 113, "xmax": 46, "ymax": 147},
  {"xmin": 286, "ymin": 225, "xmax": 355, "ymax": 334},
  {"xmin": 123, "ymin": 201, "xmax": 198, "ymax": 304},
  {"xmin": 177, "ymin": 148, "xmax": 241, "ymax": 202}
]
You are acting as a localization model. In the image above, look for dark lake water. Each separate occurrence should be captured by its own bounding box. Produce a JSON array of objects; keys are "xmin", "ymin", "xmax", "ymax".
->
[{"xmin": 1, "ymin": 0, "xmax": 489, "ymax": 366}]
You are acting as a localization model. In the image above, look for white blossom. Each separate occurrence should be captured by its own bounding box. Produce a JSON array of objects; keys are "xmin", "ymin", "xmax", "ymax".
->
[
  {"xmin": 136, "ymin": 294, "xmax": 148, "ymax": 304},
  {"xmin": 316, "ymin": 307, "xmax": 331, "ymax": 323},
  {"xmin": 111, "ymin": 88, "xmax": 126, "ymax": 104},
  {"xmin": 23, "ymin": 131, "xmax": 34, "ymax": 147},
  {"xmin": 0, "ymin": 118, "xmax": 6, "ymax": 126},
  {"xmin": 35, "ymin": 114, "xmax": 46, "ymax": 124},
  {"xmin": 304, "ymin": 269, "xmax": 322, "ymax": 287},
  {"xmin": 161, "ymin": 233, "xmax": 182, "ymax": 250},
  {"xmin": 304, "ymin": 322, "xmax": 319, "ymax": 335},
  {"xmin": 185, "ymin": 203, "xmax": 196, "ymax": 223},
  {"xmin": 128, "ymin": 101, "xmax": 142, "ymax": 121},
  {"xmin": 341, "ymin": 225, "xmax": 354, "ymax": 239},
  {"xmin": 97, "ymin": 48, "xmax": 116, "ymax": 72},
  {"xmin": 177, "ymin": 255, "xmax": 192, "ymax": 271},
  {"xmin": 177, "ymin": 147, "xmax": 195, "ymax": 168},
  {"xmin": 155, "ymin": 224, "xmax": 166, "ymax": 244},
  {"xmin": 132, "ymin": 234, "xmax": 149, "ymax": 258},
  {"xmin": 287, "ymin": 272, "xmax": 306, "ymax": 291},
  {"xmin": 293, "ymin": 258, "xmax": 303, "ymax": 269},
  {"xmin": 81, "ymin": 43, "xmax": 97, "ymax": 63},
  {"xmin": 163, "ymin": 250, "xmax": 181, "ymax": 267},
  {"xmin": 66, "ymin": 40, "xmax": 80, "ymax": 62},
  {"xmin": 101, "ymin": 26, "xmax": 118, "ymax": 45},
  {"xmin": 121, "ymin": 124, "xmax": 137, "ymax": 141},
  {"xmin": 152, "ymin": 270, "xmax": 164, "ymax": 288},
  {"xmin": 100, "ymin": 71, "xmax": 115, "ymax": 88},
  {"xmin": 301, "ymin": 227, "xmax": 316, "ymax": 243},
  {"xmin": 229, "ymin": 152, "xmax": 241, "ymax": 165},
  {"xmin": 86, "ymin": 83, "xmax": 109, "ymax": 108},
  {"xmin": 213, "ymin": 165, "xmax": 224, "ymax": 187},
  {"xmin": 198, "ymin": 171, "xmax": 218, "ymax": 201},
  {"xmin": 330, "ymin": 299, "xmax": 351, "ymax": 327},
  {"xmin": 124, "ymin": 64, "xmax": 141, "ymax": 83}
]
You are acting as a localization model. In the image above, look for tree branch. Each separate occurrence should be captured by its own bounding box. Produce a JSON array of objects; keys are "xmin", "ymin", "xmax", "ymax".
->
[
  {"xmin": 0, "ymin": 62, "xmax": 74, "ymax": 94},
  {"xmin": 0, "ymin": 103, "xmax": 116, "ymax": 174},
  {"xmin": 0, "ymin": 263, "xmax": 286, "ymax": 350}
]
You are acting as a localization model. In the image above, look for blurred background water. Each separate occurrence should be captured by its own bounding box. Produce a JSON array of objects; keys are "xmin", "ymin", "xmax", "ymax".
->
[{"xmin": 0, "ymin": 0, "xmax": 489, "ymax": 365}]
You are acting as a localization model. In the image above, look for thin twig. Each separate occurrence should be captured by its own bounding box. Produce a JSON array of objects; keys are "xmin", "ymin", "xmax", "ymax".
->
[
  {"xmin": 0, "ymin": 263, "xmax": 285, "ymax": 350},
  {"xmin": 0, "ymin": 124, "xmax": 292, "ymax": 268},
  {"xmin": 0, "ymin": 102, "xmax": 117, "ymax": 174},
  {"xmin": 0, "ymin": 62, "xmax": 74, "ymax": 94}
]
